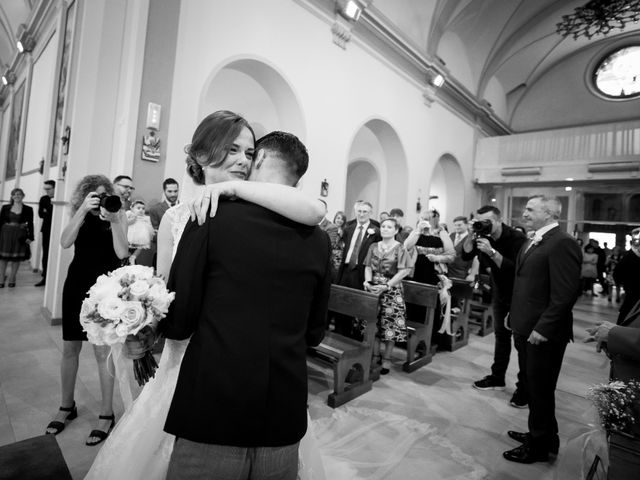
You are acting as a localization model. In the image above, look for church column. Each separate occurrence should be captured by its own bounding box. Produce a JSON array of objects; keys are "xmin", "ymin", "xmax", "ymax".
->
[{"xmin": 43, "ymin": 0, "xmax": 150, "ymax": 323}]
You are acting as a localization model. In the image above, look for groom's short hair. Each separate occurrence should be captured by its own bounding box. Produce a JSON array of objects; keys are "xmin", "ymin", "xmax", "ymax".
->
[{"xmin": 255, "ymin": 131, "xmax": 309, "ymax": 182}]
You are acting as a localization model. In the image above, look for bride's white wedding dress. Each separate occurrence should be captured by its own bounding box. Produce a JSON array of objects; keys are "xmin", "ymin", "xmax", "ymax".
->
[{"xmin": 86, "ymin": 204, "xmax": 326, "ymax": 480}]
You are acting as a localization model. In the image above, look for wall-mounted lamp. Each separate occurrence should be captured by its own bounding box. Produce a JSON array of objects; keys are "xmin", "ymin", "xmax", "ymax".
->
[
  {"xmin": 15, "ymin": 24, "xmax": 35, "ymax": 53},
  {"xmin": 336, "ymin": 0, "xmax": 362, "ymax": 21},
  {"xmin": 1, "ymin": 71, "xmax": 16, "ymax": 85},
  {"xmin": 16, "ymin": 36, "xmax": 35, "ymax": 53}
]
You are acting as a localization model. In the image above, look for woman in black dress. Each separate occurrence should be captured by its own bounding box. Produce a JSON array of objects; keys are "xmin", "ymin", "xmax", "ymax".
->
[
  {"xmin": 0, "ymin": 188, "xmax": 34, "ymax": 287},
  {"xmin": 45, "ymin": 175, "xmax": 129, "ymax": 446},
  {"xmin": 404, "ymin": 208, "xmax": 455, "ymax": 340}
]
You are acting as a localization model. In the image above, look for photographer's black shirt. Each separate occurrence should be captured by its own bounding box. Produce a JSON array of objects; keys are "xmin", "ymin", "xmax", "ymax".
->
[{"xmin": 461, "ymin": 223, "xmax": 527, "ymax": 305}]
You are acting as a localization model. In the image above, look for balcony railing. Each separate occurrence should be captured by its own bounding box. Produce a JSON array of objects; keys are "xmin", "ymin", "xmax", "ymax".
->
[{"xmin": 475, "ymin": 120, "xmax": 640, "ymax": 184}]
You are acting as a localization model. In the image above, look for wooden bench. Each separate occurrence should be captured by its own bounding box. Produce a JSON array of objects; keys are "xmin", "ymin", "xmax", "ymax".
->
[
  {"xmin": 468, "ymin": 274, "xmax": 494, "ymax": 336},
  {"xmin": 437, "ymin": 278, "xmax": 473, "ymax": 352},
  {"xmin": 308, "ymin": 285, "xmax": 380, "ymax": 408},
  {"xmin": 402, "ymin": 280, "xmax": 439, "ymax": 373}
]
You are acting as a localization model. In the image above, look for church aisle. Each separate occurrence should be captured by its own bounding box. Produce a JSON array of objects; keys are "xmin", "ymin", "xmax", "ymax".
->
[{"xmin": 1, "ymin": 263, "xmax": 612, "ymax": 479}]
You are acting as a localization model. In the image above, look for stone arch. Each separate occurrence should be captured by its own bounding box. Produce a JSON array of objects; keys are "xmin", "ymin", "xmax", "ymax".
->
[
  {"xmin": 345, "ymin": 118, "xmax": 408, "ymax": 218},
  {"xmin": 199, "ymin": 56, "xmax": 306, "ymax": 141},
  {"xmin": 428, "ymin": 153, "xmax": 464, "ymax": 223}
]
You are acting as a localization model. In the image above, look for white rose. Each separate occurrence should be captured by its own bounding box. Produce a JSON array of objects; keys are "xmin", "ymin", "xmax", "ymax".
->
[
  {"xmin": 103, "ymin": 323, "xmax": 124, "ymax": 345},
  {"xmin": 121, "ymin": 265, "xmax": 154, "ymax": 281},
  {"xmin": 148, "ymin": 284, "xmax": 174, "ymax": 314},
  {"xmin": 97, "ymin": 297, "xmax": 127, "ymax": 321},
  {"xmin": 89, "ymin": 277, "xmax": 122, "ymax": 302},
  {"xmin": 129, "ymin": 280, "xmax": 150, "ymax": 299},
  {"xmin": 119, "ymin": 302, "xmax": 148, "ymax": 333},
  {"xmin": 83, "ymin": 323, "xmax": 102, "ymax": 344}
]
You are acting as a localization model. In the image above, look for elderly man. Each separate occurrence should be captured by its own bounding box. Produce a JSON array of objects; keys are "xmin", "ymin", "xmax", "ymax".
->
[
  {"xmin": 504, "ymin": 195, "xmax": 581, "ymax": 464},
  {"xmin": 335, "ymin": 200, "xmax": 381, "ymax": 337}
]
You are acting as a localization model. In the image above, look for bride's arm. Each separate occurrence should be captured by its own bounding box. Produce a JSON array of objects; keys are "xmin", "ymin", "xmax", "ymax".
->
[
  {"xmin": 156, "ymin": 213, "xmax": 174, "ymax": 280},
  {"xmin": 191, "ymin": 181, "xmax": 325, "ymax": 226}
]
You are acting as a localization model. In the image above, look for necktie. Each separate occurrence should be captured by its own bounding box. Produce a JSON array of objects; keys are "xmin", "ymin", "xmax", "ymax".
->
[
  {"xmin": 455, "ymin": 234, "xmax": 461, "ymax": 246},
  {"xmin": 348, "ymin": 226, "xmax": 364, "ymax": 269}
]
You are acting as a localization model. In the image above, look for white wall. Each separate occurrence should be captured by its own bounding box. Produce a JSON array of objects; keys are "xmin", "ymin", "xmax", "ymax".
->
[
  {"xmin": 164, "ymin": 0, "xmax": 480, "ymax": 228},
  {"xmin": 22, "ymin": 31, "xmax": 59, "ymax": 177}
]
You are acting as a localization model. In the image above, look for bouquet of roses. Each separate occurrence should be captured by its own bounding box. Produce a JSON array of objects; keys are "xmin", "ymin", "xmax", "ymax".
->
[
  {"xmin": 80, "ymin": 265, "xmax": 175, "ymax": 386},
  {"xmin": 588, "ymin": 380, "xmax": 640, "ymax": 435}
]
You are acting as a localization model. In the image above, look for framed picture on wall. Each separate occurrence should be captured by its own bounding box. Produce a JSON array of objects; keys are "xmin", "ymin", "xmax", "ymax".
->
[
  {"xmin": 50, "ymin": 0, "xmax": 77, "ymax": 167},
  {"xmin": 5, "ymin": 81, "xmax": 26, "ymax": 180}
]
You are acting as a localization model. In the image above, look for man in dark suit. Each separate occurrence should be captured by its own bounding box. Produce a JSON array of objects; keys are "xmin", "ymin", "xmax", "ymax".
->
[
  {"xmin": 504, "ymin": 195, "xmax": 581, "ymax": 464},
  {"xmin": 161, "ymin": 132, "xmax": 331, "ymax": 479},
  {"xmin": 148, "ymin": 178, "xmax": 179, "ymax": 267},
  {"xmin": 35, "ymin": 180, "xmax": 55, "ymax": 286},
  {"xmin": 334, "ymin": 200, "xmax": 381, "ymax": 337}
]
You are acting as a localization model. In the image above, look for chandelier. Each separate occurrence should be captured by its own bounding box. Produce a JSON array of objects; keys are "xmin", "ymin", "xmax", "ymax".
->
[{"xmin": 556, "ymin": 0, "xmax": 640, "ymax": 40}]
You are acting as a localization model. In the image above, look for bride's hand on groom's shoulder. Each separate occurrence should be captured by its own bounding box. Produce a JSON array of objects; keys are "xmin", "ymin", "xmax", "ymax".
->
[{"xmin": 188, "ymin": 182, "xmax": 240, "ymax": 225}]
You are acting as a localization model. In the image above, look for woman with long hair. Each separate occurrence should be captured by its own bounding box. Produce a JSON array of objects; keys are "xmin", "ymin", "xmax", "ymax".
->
[
  {"xmin": 86, "ymin": 110, "xmax": 326, "ymax": 479},
  {"xmin": 0, "ymin": 188, "xmax": 34, "ymax": 287},
  {"xmin": 45, "ymin": 175, "xmax": 129, "ymax": 446}
]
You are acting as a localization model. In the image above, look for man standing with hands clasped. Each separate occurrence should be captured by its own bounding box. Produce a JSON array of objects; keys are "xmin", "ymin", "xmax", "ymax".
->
[{"xmin": 503, "ymin": 195, "xmax": 581, "ymax": 464}]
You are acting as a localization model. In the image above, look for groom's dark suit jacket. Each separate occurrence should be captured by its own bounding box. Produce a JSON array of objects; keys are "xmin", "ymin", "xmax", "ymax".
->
[
  {"xmin": 160, "ymin": 199, "xmax": 332, "ymax": 447},
  {"xmin": 510, "ymin": 226, "xmax": 582, "ymax": 342}
]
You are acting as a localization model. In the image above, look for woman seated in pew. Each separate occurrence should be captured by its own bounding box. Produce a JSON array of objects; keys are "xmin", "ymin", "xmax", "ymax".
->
[{"xmin": 362, "ymin": 218, "xmax": 415, "ymax": 374}]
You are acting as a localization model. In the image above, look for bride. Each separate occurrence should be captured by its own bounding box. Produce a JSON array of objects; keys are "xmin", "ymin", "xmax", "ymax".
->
[{"xmin": 86, "ymin": 110, "xmax": 327, "ymax": 480}]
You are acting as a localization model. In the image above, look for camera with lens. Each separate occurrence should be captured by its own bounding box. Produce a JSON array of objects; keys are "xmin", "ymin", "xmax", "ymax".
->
[
  {"xmin": 472, "ymin": 219, "xmax": 493, "ymax": 238},
  {"xmin": 93, "ymin": 193, "xmax": 122, "ymax": 213}
]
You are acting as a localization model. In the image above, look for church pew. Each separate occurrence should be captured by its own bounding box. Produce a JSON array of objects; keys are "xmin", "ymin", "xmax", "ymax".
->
[
  {"xmin": 308, "ymin": 285, "xmax": 380, "ymax": 408},
  {"xmin": 468, "ymin": 274, "xmax": 494, "ymax": 336},
  {"xmin": 402, "ymin": 280, "xmax": 439, "ymax": 373},
  {"xmin": 437, "ymin": 278, "xmax": 473, "ymax": 352}
]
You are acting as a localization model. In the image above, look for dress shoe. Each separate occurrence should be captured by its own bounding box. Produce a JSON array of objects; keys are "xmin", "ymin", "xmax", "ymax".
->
[
  {"xmin": 507, "ymin": 430, "xmax": 530, "ymax": 443},
  {"xmin": 35, "ymin": 279, "xmax": 46, "ymax": 287},
  {"xmin": 507, "ymin": 431, "xmax": 559, "ymax": 454},
  {"xmin": 503, "ymin": 444, "xmax": 549, "ymax": 464}
]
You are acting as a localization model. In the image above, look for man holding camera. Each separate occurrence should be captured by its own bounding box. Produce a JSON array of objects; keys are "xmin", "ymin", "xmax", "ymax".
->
[{"xmin": 462, "ymin": 205, "xmax": 528, "ymax": 407}]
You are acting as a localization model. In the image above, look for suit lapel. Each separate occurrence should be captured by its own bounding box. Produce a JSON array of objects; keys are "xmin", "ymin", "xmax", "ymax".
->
[
  {"xmin": 621, "ymin": 299, "xmax": 640, "ymax": 327},
  {"xmin": 517, "ymin": 226, "xmax": 559, "ymax": 271}
]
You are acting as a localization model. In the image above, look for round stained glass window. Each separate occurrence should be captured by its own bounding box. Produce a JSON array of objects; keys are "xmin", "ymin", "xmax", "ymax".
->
[{"xmin": 593, "ymin": 45, "xmax": 640, "ymax": 99}]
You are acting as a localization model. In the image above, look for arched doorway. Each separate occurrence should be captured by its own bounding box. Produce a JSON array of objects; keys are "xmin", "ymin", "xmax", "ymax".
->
[
  {"xmin": 345, "ymin": 160, "xmax": 380, "ymax": 216},
  {"xmin": 428, "ymin": 154, "xmax": 464, "ymax": 222},
  {"xmin": 345, "ymin": 119, "xmax": 408, "ymax": 218}
]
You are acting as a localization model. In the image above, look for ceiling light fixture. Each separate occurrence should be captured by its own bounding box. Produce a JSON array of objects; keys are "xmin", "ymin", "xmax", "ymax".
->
[
  {"xmin": 336, "ymin": 0, "xmax": 363, "ymax": 22},
  {"xmin": 556, "ymin": 0, "xmax": 640, "ymax": 40}
]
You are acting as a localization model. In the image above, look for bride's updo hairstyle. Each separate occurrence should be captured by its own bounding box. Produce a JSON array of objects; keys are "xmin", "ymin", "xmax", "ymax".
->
[{"xmin": 185, "ymin": 110, "xmax": 255, "ymax": 185}]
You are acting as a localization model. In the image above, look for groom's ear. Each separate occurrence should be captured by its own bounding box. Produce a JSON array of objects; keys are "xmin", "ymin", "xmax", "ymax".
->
[{"xmin": 253, "ymin": 149, "xmax": 266, "ymax": 169}]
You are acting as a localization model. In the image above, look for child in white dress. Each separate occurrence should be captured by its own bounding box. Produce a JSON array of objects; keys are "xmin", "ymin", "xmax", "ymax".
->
[{"xmin": 126, "ymin": 200, "xmax": 154, "ymax": 264}]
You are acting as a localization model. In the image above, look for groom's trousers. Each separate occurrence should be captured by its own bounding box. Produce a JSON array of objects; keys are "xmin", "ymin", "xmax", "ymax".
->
[{"xmin": 166, "ymin": 437, "xmax": 299, "ymax": 480}]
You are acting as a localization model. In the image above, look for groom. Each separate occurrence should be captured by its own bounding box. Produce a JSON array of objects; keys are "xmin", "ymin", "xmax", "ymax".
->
[{"xmin": 161, "ymin": 131, "xmax": 332, "ymax": 479}]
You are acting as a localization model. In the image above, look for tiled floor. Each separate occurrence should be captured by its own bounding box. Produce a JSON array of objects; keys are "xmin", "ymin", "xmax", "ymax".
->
[{"xmin": 0, "ymin": 263, "xmax": 615, "ymax": 479}]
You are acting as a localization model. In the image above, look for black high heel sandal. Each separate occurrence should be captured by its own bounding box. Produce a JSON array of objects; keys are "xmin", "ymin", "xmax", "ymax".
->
[
  {"xmin": 86, "ymin": 414, "xmax": 116, "ymax": 446},
  {"xmin": 45, "ymin": 402, "xmax": 78, "ymax": 435}
]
